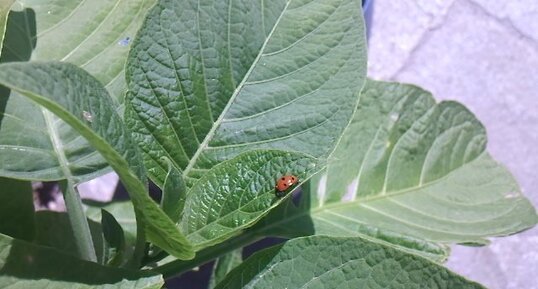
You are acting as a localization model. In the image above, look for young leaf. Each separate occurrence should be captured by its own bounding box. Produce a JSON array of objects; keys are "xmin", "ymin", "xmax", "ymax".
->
[
  {"xmin": 209, "ymin": 249, "xmax": 242, "ymax": 289},
  {"xmin": 0, "ymin": 177, "xmax": 34, "ymax": 241},
  {"xmin": 126, "ymin": 0, "xmax": 367, "ymax": 186},
  {"xmin": 0, "ymin": 0, "xmax": 155, "ymax": 182},
  {"xmin": 0, "ymin": 233, "xmax": 163, "ymax": 289},
  {"xmin": 161, "ymin": 157, "xmax": 186, "ymax": 223},
  {"xmin": 86, "ymin": 201, "xmax": 139, "ymax": 265},
  {"xmin": 306, "ymin": 80, "xmax": 537, "ymax": 244},
  {"xmin": 101, "ymin": 209, "xmax": 126, "ymax": 266},
  {"xmin": 215, "ymin": 236, "xmax": 485, "ymax": 289},
  {"xmin": 86, "ymin": 201, "xmax": 137, "ymax": 241},
  {"xmin": 180, "ymin": 150, "xmax": 319, "ymax": 249},
  {"xmin": 0, "ymin": 61, "xmax": 194, "ymax": 260}
]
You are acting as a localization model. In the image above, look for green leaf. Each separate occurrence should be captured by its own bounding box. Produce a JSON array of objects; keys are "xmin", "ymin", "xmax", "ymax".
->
[
  {"xmin": 215, "ymin": 236, "xmax": 485, "ymax": 289},
  {"xmin": 101, "ymin": 209, "xmax": 126, "ymax": 266},
  {"xmin": 0, "ymin": 0, "xmax": 155, "ymax": 182},
  {"xmin": 161, "ymin": 157, "xmax": 186, "ymax": 223},
  {"xmin": 209, "ymin": 249, "xmax": 242, "ymax": 289},
  {"xmin": 126, "ymin": 0, "xmax": 367, "ymax": 186},
  {"xmin": 86, "ymin": 201, "xmax": 137, "ymax": 240},
  {"xmin": 0, "ymin": 177, "xmax": 34, "ymax": 241},
  {"xmin": 252, "ymin": 180, "xmax": 449, "ymax": 262},
  {"xmin": 33, "ymin": 211, "xmax": 106, "ymax": 264},
  {"xmin": 0, "ymin": 233, "xmax": 163, "ymax": 289},
  {"xmin": 307, "ymin": 80, "xmax": 537, "ymax": 244},
  {"xmin": 0, "ymin": 61, "xmax": 194, "ymax": 260},
  {"xmin": 180, "ymin": 150, "xmax": 318, "ymax": 249},
  {"xmin": 86, "ymin": 201, "xmax": 138, "ymax": 265},
  {"xmin": 16, "ymin": 0, "xmax": 156, "ymax": 101}
]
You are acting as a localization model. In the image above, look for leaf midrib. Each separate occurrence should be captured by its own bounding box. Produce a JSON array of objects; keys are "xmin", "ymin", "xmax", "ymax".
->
[{"xmin": 181, "ymin": 0, "xmax": 292, "ymax": 177}]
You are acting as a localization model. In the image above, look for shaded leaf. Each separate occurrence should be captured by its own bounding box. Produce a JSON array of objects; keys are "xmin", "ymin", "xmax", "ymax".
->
[
  {"xmin": 209, "ymin": 249, "xmax": 242, "ymax": 289},
  {"xmin": 101, "ymin": 209, "xmax": 126, "ymax": 266},
  {"xmin": 126, "ymin": 0, "xmax": 367, "ymax": 186},
  {"xmin": 215, "ymin": 236, "xmax": 484, "ymax": 289},
  {"xmin": 86, "ymin": 201, "xmax": 138, "ymax": 265},
  {"xmin": 0, "ymin": 177, "xmax": 34, "ymax": 241},
  {"xmin": 33, "ymin": 211, "xmax": 106, "ymax": 264},
  {"xmin": 86, "ymin": 201, "xmax": 137, "ymax": 240},
  {"xmin": 0, "ymin": 61, "xmax": 194, "ymax": 260},
  {"xmin": 0, "ymin": 233, "xmax": 163, "ymax": 289},
  {"xmin": 161, "ymin": 157, "xmax": 186, "ymax": 223}
]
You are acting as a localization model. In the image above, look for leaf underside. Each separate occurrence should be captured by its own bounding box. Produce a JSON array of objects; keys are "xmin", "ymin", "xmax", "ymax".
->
[
  {"xmin": 309, "ymin": 80, "xmax": 537, "ymax": 244},
  {"xmin": 0, "ymin": 0, "xmax": 155, "ymax": 182}
]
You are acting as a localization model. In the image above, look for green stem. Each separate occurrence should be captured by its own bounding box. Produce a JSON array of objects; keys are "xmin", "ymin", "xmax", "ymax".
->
[
  {"xmin": 62, "ymin": 182, "xmax": 97, "ymax": 262},
  {"xmin": 154, "ymin": 231, "xmax": 261, "ymax": 279}
]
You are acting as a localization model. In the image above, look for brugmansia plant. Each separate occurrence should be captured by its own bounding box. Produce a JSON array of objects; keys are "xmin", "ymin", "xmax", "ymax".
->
[{"xmin": 0, "ymin": 0, "xmax": 535, "ymax": 288}]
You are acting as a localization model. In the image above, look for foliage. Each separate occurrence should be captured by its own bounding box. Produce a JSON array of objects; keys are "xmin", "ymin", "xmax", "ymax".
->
[{"xmin": 0, "ymin": 0, "xmax": 535, "ymax": 288}]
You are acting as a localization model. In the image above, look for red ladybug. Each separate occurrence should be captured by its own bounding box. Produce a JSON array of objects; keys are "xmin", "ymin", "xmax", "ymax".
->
[{"xmin": 275, "ymin": 175, "xmax": 298, "ymax": 196}]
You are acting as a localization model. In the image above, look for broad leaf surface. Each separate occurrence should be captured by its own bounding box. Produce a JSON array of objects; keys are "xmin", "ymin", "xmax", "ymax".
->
[
  {"xmin": 307, "ymin": 80, "xmax": 537, "ymax": 244},
  {"xmin": 0, "ymin": 0, "xmax": 154, "ymax": 182},
  {"xmin": 0, "ymin": 233, "xmax": 163, "ymax": 289},
  {"xmin": 0, "ymin": 177, "xmax": 34, "ymax": 241},
  {"xmin": 0, "ymin": 61, "xmax": 194, "ymax": 260},
  {"xmin": 180, "ymin": 150, "xmax": 318, "ymax": 249},
  {"xmin": 126, "ymin": 0, "xmax": 367, "ymax": 186},
  {"xmin": 33, "ymin": 211, "xmax": 106, "ymax": 264},
  {"xmin": 252, "ymin": 187, "xmax": 449, "ymax": 262},
  {"xmin": 215, "ymin": 236, "xmax": 485, "ymax": 289}
]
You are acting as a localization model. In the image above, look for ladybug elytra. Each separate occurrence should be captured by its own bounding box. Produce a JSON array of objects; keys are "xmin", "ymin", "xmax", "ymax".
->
[{"xmin": 275, "ymin": 175, "xmax": 298, "ymax": 196}]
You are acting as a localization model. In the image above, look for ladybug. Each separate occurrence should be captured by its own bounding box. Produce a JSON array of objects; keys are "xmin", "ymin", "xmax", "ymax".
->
[{"xmin": 275, "ymin": 175, "xmax": 298, "ymax": 197}]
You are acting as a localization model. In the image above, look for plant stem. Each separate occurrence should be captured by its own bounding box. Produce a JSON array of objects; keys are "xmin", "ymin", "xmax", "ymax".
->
[
  {"xmin": 62, "ymin": 181, "xmax": 97, "ymax": 262},
  {"xmin": 154, "ymin": 231, "xmax": 261, "ymax": 279}
]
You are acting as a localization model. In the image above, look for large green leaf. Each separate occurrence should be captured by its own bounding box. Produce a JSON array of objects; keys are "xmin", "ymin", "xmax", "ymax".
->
[
  {"xmin": 0, "ymin": 177, "xmax": 34, "ymax": 241},
  {"xmin": 0, "ymin": 61, "xmax": 194, "ymax": 260},
  {"xmin": 215, "ymin": 236, "xmax": 485, "ymax": 289},
  {"xmin": 252, "ymin": 182, "xmax": 449, "ymax": 262},
  {"xmin": 0, "ymin": 0, "xmax": 155, "ymax": 182},
  {"xmin": 0, "ymin": 233, "xmax": 163, "ymax": 289},
  {"xmin": 180, "ymin": 150, "xmax": 318, "ymax": 249},
  {"xmin": 126, "ymin": 0, "xmax": 367, "ymax": 186},
  {"xmin": 17, "ymin": 0, "xmax": 155, "ymax": 100},
  {"xmin": 301, "ymin": 80, "xmax": 537, "ymax": 244},
  {"xmin": 33, "ymin": 211, "xmax": 106, "ymax": 264}
]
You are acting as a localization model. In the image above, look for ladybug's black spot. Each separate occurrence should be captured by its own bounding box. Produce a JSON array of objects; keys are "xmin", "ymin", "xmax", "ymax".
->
[
  {"xmin": 291, "ymin": 177, "xmax": 296, "ymax": 181},
  {"xmin": 281, "ymin": 177, "xmax": 285, "ymax": 180}
]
